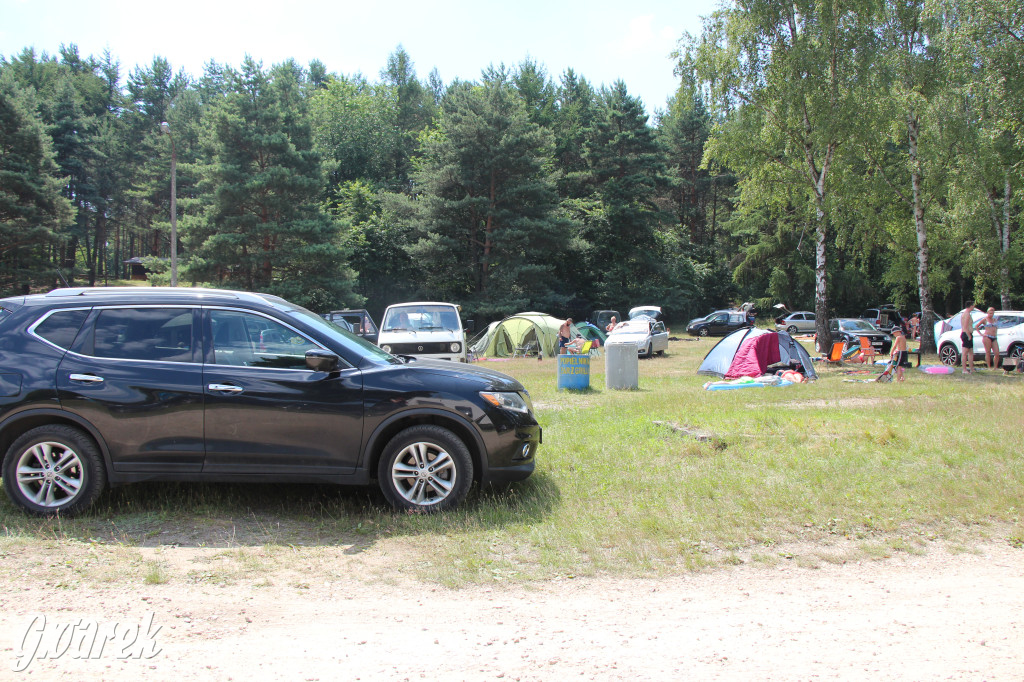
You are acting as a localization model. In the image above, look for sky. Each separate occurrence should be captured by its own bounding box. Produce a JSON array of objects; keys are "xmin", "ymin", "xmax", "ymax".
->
[{"xmin": 0, "ymin": 0, "xmax": 719, "ymax": 115}]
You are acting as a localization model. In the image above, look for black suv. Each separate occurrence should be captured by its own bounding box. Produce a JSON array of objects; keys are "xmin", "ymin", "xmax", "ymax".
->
[
  {"xmin": 0, "ymin": 288, "xmax": 540, "ymax": 516},
  {"xmin": 859, "ymin": 305, "xmax": 905, "ymax": 333}
]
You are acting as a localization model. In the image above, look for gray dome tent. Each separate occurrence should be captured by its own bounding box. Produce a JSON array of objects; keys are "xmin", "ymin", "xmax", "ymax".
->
[{"xmin": 697, "ymin": 328, "xmax": 817, "ymax": 380}]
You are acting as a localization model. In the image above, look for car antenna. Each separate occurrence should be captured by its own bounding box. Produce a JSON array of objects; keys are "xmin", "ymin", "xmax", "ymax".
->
[{"xmin": 56, "ymin": 269, "xmax": 70, "ymax": 288}]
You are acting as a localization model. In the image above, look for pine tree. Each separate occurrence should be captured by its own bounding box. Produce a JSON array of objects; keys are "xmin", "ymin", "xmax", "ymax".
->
[
  {"xmin": 0, "ymin": 72, "xmax": 74, "ymax": 292},
  {"xmin": 188, "ymin": 58, "xmax": 358, "ymax": 310},
  {"xmin": 407, "ymin": 74, "xmax": 569, "ymax": 317}
]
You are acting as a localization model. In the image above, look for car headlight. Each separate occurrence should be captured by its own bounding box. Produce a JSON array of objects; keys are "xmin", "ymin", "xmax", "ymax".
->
[
  {"xmin": 381, "ymin": 344, "xmax": 392, "ymax": 353},
  {"xmin": 450, "ymin": 342, "xmax": 461, "ymax": 353},
  {"xmin": 480, "ymin": 391, "xmax": 529, "ymax": 414}
]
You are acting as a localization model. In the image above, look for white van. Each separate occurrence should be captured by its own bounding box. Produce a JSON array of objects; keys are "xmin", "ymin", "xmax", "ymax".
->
[{"xmin": 378, "ymin": 302, "xmax": 469, "ymax": 362}]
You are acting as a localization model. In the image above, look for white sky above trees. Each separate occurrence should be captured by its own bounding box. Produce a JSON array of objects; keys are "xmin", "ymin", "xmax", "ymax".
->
[{"xmin": 0, "ymin": 0, "xmax": 718, "ymax": 115}]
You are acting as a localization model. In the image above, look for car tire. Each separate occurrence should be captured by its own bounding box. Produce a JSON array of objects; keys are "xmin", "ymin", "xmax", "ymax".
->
[
  {"xmin": 378, "ymin": 425, "xmax": 473, "ymax": 512},
  {"xmin": 698, "ymin": 327, "xmax": 709, "ymax": 337},
  {"xmin": 787, "ymin": 325, "xmax": 798, "ymax": 334},
  {"xmin": 938, "ymin": 343, "xmax": 960, "ymax": 367},
  {"xmin": 3, "ymin": 425, "xmax": 106, "ymax": 517},
  {"xmin": 1008, "ymin": 344, "xmax": 1024, "ymax": 360}
]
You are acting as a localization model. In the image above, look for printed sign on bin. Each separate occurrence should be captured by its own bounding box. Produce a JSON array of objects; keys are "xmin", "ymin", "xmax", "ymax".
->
[{"xmin": 557, "ymin": 354, "xmax": 591, "ymax": 390}]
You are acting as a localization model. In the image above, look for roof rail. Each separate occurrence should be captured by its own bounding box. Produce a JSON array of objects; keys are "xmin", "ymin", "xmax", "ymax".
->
[{"xmin": 43, "ymin": 287, "xmax": 262, "ymax": 302}]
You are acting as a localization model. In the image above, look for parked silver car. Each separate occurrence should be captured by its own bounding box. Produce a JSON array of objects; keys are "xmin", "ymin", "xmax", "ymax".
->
[
  {"xmin": 774, "ymin": 311, "xmax": 816, "ymax": 334},
  {"xmin": 607, "ymin": 317, "xmax": 669, "ymax": 357}
]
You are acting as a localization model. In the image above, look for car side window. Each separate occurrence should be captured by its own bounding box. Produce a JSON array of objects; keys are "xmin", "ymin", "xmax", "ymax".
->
[
  {"xmin": 211, "ymin": 310, "xmax": 322, "ymax": 370},
  {"xmin": 92, "ymin": 308, "xmax": 193, "ymax": 362},
  {"xmin": 33, "ymin": 309, "xmax": 90, "ymax": 350}
]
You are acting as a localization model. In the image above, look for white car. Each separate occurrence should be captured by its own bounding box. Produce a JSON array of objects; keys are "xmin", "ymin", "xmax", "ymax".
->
[
  {"xmin": 607, "ymin": 317, "xmax": 669, "ymax": 357},
  {"xmin": 378, "ymin": 302, "xmax": 469, "ymax": 362},
  {"xmin": 935, "ymin": 310, "xmax": 1024, "ymax": 366},
  {"xmin": 628, "ymin": 306, "xmax": 663, "ymax": 321}
]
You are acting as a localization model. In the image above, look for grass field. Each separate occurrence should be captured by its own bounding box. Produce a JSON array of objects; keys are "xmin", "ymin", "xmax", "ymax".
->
[{"xmin": 1, "ymin": 336, "xmax": 1022, "ymax": 586}]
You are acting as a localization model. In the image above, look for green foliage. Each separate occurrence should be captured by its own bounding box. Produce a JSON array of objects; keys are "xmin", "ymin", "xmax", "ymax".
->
[
  {"xmin": 406, "ymin": 75, "xmax": 570, "ymax": 318},
  {"xmin": 187, "ymin": 58, "xmax": 358, "ymax": 309},
  {"xmin": 0, "ymin": 70, "xmax": 74, "ymax": 292}
]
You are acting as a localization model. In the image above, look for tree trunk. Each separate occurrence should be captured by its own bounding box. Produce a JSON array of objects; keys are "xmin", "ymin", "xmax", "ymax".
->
[
  {"xmin": 1001, "ymin": 172, "xmax": 1011, "ymax": 310},
  {"xmin": 907, "ymin": 111, "xmax": 936, "ymax": 354}
]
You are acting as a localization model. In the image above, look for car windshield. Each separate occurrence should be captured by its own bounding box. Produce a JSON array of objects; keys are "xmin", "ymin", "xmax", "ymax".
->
[
  {"xmin": 611, "ymin": 320, "xmax": 650, "ymax": 334},
  {"xmin": 839, "ymin": 319, "xmax": 878, "ymax": 332},
  {"xmin": 282, "ymin": 305, "xmax": 397, "ymax": 364},
  {"xmin": 382, "ymin": 305, "xmax": 460, "ymax": 332}
]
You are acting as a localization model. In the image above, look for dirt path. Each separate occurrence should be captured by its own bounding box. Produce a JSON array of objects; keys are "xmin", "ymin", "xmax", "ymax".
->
[{"xmin": 2, "ymin": 542, "xmax": 1022, "ymax": 680}]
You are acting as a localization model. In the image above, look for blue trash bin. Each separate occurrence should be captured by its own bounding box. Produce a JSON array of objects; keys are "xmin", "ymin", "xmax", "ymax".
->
[{"xmin": 557, "ymin": 354, "xmax": 591, "ymax": 390}]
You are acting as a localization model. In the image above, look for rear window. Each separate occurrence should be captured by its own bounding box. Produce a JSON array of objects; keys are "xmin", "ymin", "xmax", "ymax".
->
[
  {"xmin": 92, "ymin": 308, "xmax": 194, "ymax": 362},
  {"xmin": 33, "ymin": 309, "xmax": 90, "ymax": 349}
]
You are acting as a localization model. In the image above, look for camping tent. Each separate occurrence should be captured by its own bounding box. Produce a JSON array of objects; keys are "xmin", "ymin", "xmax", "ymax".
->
[
  {"xmin": 469, "ymin": 312, "xmax": 570, "ymax": 358},
  {"xmin": 697, "ymin": 328, "xmax": 817, "ymax": 380},
  {"xmin": 573, "ymin": 321, "xmax": 606, "ymax": 344}
]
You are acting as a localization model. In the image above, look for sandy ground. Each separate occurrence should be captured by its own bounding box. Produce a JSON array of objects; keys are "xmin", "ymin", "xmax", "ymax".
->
[{"xmin": 1, "ymin": 541, "xmax": 1022, "ymax": 681}]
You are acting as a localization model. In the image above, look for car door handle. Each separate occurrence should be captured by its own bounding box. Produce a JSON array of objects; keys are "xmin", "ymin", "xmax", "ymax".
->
[
  {"xmin": 207, "ymin": 383, "xmax": 244, "ymax": 394},
  {"xmin": 69, "ymin": 373, "xmax": 104, "ymax": 383}
]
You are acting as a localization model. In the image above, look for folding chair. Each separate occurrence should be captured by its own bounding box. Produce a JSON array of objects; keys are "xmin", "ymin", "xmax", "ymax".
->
[
  {"xmin": 857, "ymin": 336, "xmax": 877, "ymax": 364},
  {"xmin": 822, "ymin": 341, "xmax": 845, "ymax": 364},
  {"xmin": 512, "ymin": 341, "xmax": 538, "ymax": 359}
]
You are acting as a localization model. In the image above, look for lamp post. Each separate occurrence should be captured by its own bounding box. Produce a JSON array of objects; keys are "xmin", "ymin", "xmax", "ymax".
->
[{"xmin": 159, "ymin": 121, "xmax": 178, "ymax": 287}]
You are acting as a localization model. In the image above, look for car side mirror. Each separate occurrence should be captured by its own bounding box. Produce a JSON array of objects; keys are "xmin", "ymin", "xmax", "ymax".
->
[{"xmin": 305, "ymin": 349, "xmax": 340, "ymax": 373}]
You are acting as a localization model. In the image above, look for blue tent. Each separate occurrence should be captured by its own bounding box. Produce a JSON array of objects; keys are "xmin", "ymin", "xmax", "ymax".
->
[{"xmin": 697, "ymin": 328, "xmax": 818, "ymax": 380}]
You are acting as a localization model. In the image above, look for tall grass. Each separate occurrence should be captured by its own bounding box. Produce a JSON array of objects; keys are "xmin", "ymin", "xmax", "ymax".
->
[{"xmin": 1, "ymin": 338, "xmax": 1021, "ymax": 585}]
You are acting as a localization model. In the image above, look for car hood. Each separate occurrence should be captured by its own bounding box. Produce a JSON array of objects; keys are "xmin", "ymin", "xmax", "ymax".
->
[{"xmin": 388, "ymin": 357, "xmax": 524, "ymax": 391}]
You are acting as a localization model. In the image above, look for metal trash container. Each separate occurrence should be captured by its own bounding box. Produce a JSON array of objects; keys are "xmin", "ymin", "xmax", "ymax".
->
[
  {"xmin": 605, "ymin": 338, "xmax": 639, "ymax": 390},
  {"xmin": 557, "ymin": 353, "xmax": 591, "ymax": 390}
]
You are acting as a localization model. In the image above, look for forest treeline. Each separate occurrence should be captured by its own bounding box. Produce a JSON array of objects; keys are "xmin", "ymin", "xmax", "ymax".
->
[{"xmin": 0, "ymin": 0, "xmax": 1020, "ymax": 350}]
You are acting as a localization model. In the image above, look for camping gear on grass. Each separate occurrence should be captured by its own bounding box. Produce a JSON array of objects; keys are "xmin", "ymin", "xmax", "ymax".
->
[
  {"xmin": 470, "ymin": 312, "xmax": 570, "ymax": 359},
  {"xmin": 697, "ymin": 328, "xmax": 818, "ymax": 381}
]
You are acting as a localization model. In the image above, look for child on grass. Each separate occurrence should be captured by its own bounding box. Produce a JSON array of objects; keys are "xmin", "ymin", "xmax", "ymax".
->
[{"xmin": 890, "ymin": 325, "xmax": 910, "ymax": 382}]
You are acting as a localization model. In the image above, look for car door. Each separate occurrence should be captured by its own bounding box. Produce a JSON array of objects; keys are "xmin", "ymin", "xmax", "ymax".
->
[
  {"xmin": 201, "ymin": 308, "xmax": 364, "ymax": 475},
  {"xmin": 652, "ymin": 322, "xmax": 669, "ymax": 352},
  {"xmin": 708, "ymin": 313, "xmax": 729, "ymax": 334},
  {"xmin": 56, "ymin": 306, "xmax": 206, "ymax": 473}
]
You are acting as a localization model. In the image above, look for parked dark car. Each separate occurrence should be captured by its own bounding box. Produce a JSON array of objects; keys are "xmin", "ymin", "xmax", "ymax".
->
[
  {"xmin": 589, "ymin": 310, "xmax": 621, "ymax": 331},
  {"xmin": 829, "ymin": 318, "xmax": 893, "ymax": 354},
  {"xmin": 324, "ymin": 308, "xmax": 378, "ymax": 345},
  {"xmin": 686, "ymin": 310, "xmax": 751, "ymax": 337},
  {"xmin": 0, "ymin": 288, "xmax": 540, "ymax": 516},
  {"xmin": 859, "ymin": 305, "xmax": 905, "ymax": 333}
]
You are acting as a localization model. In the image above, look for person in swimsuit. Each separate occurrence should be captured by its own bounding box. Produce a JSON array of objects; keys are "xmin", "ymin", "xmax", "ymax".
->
[
  {"xmin": 890, "ymin": 325, "xmax": 910, "ymax": 382},
  {"xmin": 558, "ymin": 318, "xmax": 573, "ymax": 352},
  {"xmin": 974, "ymin": 307, "xmax": 1000, "ymax": 370},
  {"xmin": 959, "ymin": 302, "xmax": 976, "ymax": 373}
]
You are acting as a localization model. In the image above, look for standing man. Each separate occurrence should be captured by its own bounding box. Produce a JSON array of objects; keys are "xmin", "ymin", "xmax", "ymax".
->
[
  {"xmin": 890, "ymin": 325, "xmax": 910, "ymax": 382},
  {"xmin": 559, "ymin": 318, "xmax": 573, "ymax": 353},
  {"xmin": 959, "ymin": 302, "xmax": 976, "ymax": 374}
]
